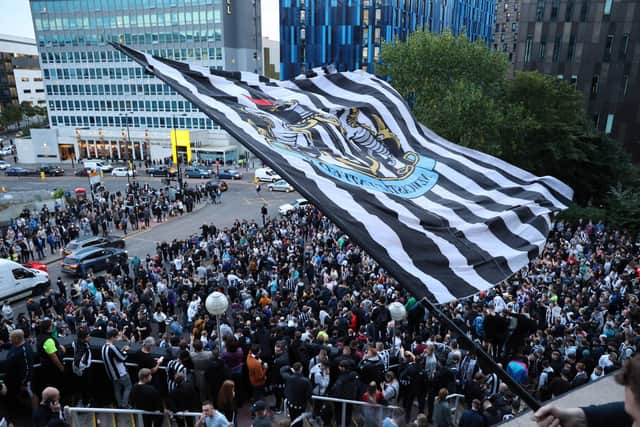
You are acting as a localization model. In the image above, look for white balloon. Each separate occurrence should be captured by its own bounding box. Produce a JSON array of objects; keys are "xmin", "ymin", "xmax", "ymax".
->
[{"xmin": 388, "ymin": 301, "xmax": 407, "ymax": 321}]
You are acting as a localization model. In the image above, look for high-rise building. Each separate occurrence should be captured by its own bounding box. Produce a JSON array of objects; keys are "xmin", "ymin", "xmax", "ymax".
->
[
  {"xmin": 280, "ymin": 0, "xmax": 496, "ymax": 80},
  {"xmin": 0, "ymin": 34, "xmax": 42, "ymax": 110},
  {"xmin": 514, "ymin": 0, "xmax": 640, "ymax": 161},
  {"xmin": 263, "ymin": 36, "xmax": 280, "ymax": 79},
  {"xmin": 27, "ymin": 0, "xmax": 261, "ymax": 163},
  {"xmin": 492, "ymin": 0, "xmax": 521, "ymax": 67}
]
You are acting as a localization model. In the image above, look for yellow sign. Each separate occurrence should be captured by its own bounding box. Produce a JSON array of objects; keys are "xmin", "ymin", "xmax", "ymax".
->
[
  {"xmin": 171, "ymin": 129, "xmax": 192, "ymax": 164},
  {"xmin": 40, "ymin": 171, "xmax": 45, "ymax": 180}
]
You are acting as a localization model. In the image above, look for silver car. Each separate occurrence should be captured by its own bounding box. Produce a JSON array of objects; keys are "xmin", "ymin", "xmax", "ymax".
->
[{"xmin": 268, "ymin": 179, "xmax": 295, "ymax": 192}]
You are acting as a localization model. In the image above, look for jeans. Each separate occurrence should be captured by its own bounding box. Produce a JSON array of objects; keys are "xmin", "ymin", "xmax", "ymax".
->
[{"xmin": 113, "ymin": 374, "xmax": 132, "ymax": 408}]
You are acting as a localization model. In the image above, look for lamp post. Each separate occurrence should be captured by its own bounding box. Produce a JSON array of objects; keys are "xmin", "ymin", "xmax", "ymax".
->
[
  {"xmin": 205, "ymin": 291, "xmax": 229, "ymax": 353},
  {"xmin": 388, "ymin": 301, "xmax": 407, "ymax": 358}
]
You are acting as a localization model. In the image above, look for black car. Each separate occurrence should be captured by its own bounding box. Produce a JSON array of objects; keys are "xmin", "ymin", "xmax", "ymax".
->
[
  {"xmin": 39, "ymin": 165, "xmax": 65, "ymax": 176},
  {"xmin": 146, "ymin": 166, "xmax": 178, "ymax": 177},
  {"xmin": 5, "ymin": 167, "xmax": 35, "ymax": 176},
  {"xmin": 62, "ymin": 235, "xmax": 126, "ymax": 256},
  {"xmin": 61, "ymin": 247, "xmax": 128, "ymax": 277}
]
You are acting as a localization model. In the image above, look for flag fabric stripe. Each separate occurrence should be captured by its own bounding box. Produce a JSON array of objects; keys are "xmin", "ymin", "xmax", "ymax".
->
[{"xmin": 111, "ymin": 43, "xmax": 573, "ymax": 303}]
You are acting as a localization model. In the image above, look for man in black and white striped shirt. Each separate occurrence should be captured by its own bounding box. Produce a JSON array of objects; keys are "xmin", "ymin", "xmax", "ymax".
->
[
  {"xmin": 101, "ymin": 329, "xmax": 132, "ymax": 408},
  {"xmin": 166, "ymin": 350, "xmax": 189, "ymax": 393}
]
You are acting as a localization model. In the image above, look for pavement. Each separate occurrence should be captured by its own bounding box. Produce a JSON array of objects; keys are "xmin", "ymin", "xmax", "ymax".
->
[{"xmin": 503, "ymin": 374, "xmax": 624, "ymax": 426}]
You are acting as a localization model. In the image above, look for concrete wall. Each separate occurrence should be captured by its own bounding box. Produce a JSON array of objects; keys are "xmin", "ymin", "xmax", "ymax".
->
[
  {"xmin": 15, "ymin": 129, "xmax": 60, "ymax": 164},
  {"xmin": 14, "ymin": 68, "xmax": 45, "ymax": 106}
]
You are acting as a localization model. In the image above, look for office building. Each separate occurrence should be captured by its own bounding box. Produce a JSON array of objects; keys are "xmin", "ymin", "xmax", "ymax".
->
[
  {"xmin": 27, "ymin": 0, "xmax": 262, "ymax": 163},
  {"xmin": 0, "ymin": 34, "xmax": 41, "ymax": 110},
  {"xmin": 514, "ymin": 0, "xmax": 640, "ymax": 161},
  {"xmin": 280, "ymin": 0, "xmax": 496, "ymax": 79},
  {"xmin": 492, "ymin": 0, "xmax": 521, "ymax": 66}
]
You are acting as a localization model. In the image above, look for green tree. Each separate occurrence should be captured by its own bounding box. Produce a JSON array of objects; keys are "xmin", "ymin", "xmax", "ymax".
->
[
  {"xmin": 377, "ymin": 30, "xmax": 509, "ymax": 155},
  {"xmin": 20, "ymin": 101, "xmax": 36, "ymax": 128},
  {"xmin": 1, "ymin": 104, "xmax": 22, "ymax": 129},
  {"xmin": 606, "ymin": 184, "xmax": 640, "ymax": 232}
]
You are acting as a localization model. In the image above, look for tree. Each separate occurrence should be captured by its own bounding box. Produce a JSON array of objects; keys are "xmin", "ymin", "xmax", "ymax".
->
[
  {"xmin": 1, "ymin": 104, "xmax": 22, "ymax": 129},
  {"xmin": 20, "ymin": 101, "xmax": 36, "ymax": 128},
  {"xmin": 378, "ymin": 30, "xmax": 637, "ymax": 206}
]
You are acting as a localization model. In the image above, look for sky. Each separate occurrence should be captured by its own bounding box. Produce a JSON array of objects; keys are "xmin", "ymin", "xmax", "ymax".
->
[{"xmin": 1, "ymin": 0, "xmax": 280, "ymax": 40}]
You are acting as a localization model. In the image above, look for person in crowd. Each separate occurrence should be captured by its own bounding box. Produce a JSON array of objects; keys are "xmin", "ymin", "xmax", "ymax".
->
[
  {"xmin": 280, "ymin": 363, "xmax": 312, "ymax": 427},
  {"xmin": 216, "ymin": 380, "xmax": 237, "ymax": 426},
  {"xmin": 168, "ymin": 372, "xmax": 200, "ymax": 427},
  {"xmin": 32, "ymin": 387, "xmax": 69, "ymax": 427},
  {"xmin": 101, "ymin": 329, "xmax": 132, "ymax": 408},
  {"xmin": 71, "ymin": 328, "xmax": 92, "ymax": 406},
  {"xmin": 251, "ymin": 400, "xmax": 271, "ymax": 427},
  {"xmin": 36, "ymin": 319, "xmax": 66, "ymax": 395},
  {"xmin": 130, "ymin": 368, "xmax": 164, "ymax": 427},
  {"xmin": 458, "ymin": 398, "xmax": 487, "ymax": 427},
  {"xmin": 433, "ymin": 388, "xmax": 454, "ymax": 427},
  {"xmin": 247, "ymin": 344, "xmax": 268, "ymax": 402},
  {"xmin": 4, "ymin": 329, "xmax": 36, "ymax": 416},
  {"xmin": 196, "ymin": 401, "xmax": 230, "ymax": 427}
]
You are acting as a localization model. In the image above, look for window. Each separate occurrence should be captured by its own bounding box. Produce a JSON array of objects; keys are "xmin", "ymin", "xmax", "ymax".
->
[
  {"xmin": 605, "ymin": 34, "xmax": 614, "ymax": 60},
  {"xmin": 23, "ymin": 89, "xmax": 31, "ymax": 93},
  {"xmin": 567, "ymin": 35, "xmax": 576, "ymax": 60},
  {"xmin": 552, "ymin": 35, "xmax": 561, "ymax": 62},
  {"xmin": 12, "ymin": 268, "xmax": 34, "ymax": 280},
  {"xmin": 524, "ymin": 34, "xmax": 533, "ymax": 63},
  {"xmin": 591, "ymin": 74, "xmax": 599, "ymax": 96},
  {"xmin": 580, "ymin": 0, "xmax": 588, "ymax": 21},
  {"xmin": 566, "ymin": 0, "xmax": 574, "ymax": 21},
  {"xmin": 20, "ymin": 77, "xmax": 29, "ymax": 82},
  {"xmin": 539, "ymin": 39, "xmax": 546, "ymax": 60},
  {"xmin": 593, "ymin": 113, "xmax": 600, "ymax": 128},
  {"xmin": 551, "ymin": 0, "xmax": 560, "ymax": 19},
  {"xmin": 536, "ymin": 0, "xmax": 545, "ymax": 21},
  {"xmin": 605, "ymin": 114, "xmax": 615, "ymax": 134},
  {"xmin": 621, "ymin": 33, "xmax": 630, "ymax": 57},
  {"xmin": 512, "ymin": 22, "xmax": 517, "ymax": 32},
  {"xmin": 570, "ymin": 75, "xmax": 578, "ymax": 86},
  {"xmin": 604, "ymin": 0, "xmax": 613, "ymax": 15},
  {"xmin": 623, "ymin": 74, "xmax": 629, "ymax": 95}
]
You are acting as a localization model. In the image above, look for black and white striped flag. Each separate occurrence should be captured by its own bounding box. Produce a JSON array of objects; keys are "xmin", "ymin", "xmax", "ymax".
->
[{"xmin": 111, "ymin": 43, "xmax": 573, "ymax": 304}]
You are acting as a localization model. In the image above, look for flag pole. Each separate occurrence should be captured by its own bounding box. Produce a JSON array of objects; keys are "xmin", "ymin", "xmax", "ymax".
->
[{"xmin": 417, "ymin": 297, "xmax": 542, "ymax": 411}]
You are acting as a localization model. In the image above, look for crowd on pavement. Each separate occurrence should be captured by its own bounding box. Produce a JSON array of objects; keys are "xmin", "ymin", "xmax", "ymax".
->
[{"xmin": 1, "ymin": 174, "xmax": 639, "ymax": 427}]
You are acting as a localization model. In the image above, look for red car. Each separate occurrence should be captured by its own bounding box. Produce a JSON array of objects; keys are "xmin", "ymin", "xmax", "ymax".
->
[{"xmin": 23, "ymin": 261, "xmax": 48, "ymax": 272}]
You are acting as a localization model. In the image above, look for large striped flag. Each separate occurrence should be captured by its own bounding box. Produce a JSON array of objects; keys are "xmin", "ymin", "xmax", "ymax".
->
[{"xmin": 111, "ymin": 43, "xmax": 573, "ymax": 304}]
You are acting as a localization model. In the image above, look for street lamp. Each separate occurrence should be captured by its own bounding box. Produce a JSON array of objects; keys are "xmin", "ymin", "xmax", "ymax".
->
[
  {"xmin": 205, "ymin": 291, "xmax": 229, "ymax": 353},
  {"xmin": 388, "ymin": 301, "xmax": 407, "ymax": 357}
]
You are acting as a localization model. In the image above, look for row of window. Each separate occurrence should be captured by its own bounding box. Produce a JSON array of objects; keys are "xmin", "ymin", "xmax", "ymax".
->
[
  {"xmin": 22, "ymin": 89, "xmax": 45, "ymax": 93},
  {"xmin": 20, "ymin": 77, "xmax": 44, "ymax": 82},
  {"xmin": 536, "ymin": 0, "xmax": 614, "ymax": 23},
  {"xmin": 50, "ymin": 114, "xmax": 219, "ymax": 130},
  {"xmin": 45, "ymin": 83, "xmax": 177, "ymax": 96},
  {"xmin": 524, "ymin": 32, "xmax": 631, "ymax": 63},
  {"xmin": 34, "ymin": 8, "xmax": 222, "ymax": 31},
  {"xmin": 49, "ymin": 98, "xmax": 203, "ymax": 114},
  {"xmin": 33, "ymin": 0, "xmax": 222, "ymax": 15},
  {"xmin": 37, "ymin": 27, "xmax": 223, "ymax": 49}
]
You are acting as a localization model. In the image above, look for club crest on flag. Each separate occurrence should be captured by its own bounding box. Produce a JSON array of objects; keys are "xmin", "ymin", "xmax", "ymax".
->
[{"xmin": 243, "ymin": 98, "xmax": 439, "ymax": 199}]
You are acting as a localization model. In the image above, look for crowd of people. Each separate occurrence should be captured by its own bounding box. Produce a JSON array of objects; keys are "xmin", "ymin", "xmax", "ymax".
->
[{"xmin": 1, "ymin": 176, "xmax": 639, "ymax": 427}]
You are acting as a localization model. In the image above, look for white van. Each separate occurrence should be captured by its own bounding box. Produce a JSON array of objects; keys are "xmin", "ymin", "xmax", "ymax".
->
[
  {"xmin": 0, "ymin": 259, "xmax": 50, "ymax": 301},
  {"xmin": 83, "ymin": 160, "xmax": 113, "ymax": 173},
  {"xmin": 255, "ymin": 167, "xmax": 282, "ymax": 182}
]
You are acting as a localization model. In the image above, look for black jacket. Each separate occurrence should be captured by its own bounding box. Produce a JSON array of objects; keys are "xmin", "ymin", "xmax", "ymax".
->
[
  {"xmin": 280, "ymin": 366, "xmax": 312, "ymax": 405},
  {"xmin": 168, "ymin": 381, "xmax": 200, "ymax": 412},
  {"xmin": 331, "ymin": 370, "xmax": 359, "ymax": 400}
]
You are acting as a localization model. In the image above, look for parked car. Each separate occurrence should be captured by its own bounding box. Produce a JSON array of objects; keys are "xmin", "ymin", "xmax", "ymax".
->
[
  {"xmin": 217, "ymin": 169, "xmax": 242, "ymax": 180},
  {"xmin": 111, "ymin": 167, "xmax": 135, "ymax": 177},
  {"xmin": 0, "ymin": 146, "xmax": 13, "ymax": 156},
  {"xmin": 39, "ymin": 165, "xmax": 65, "ymax": 176},
  {"xmin": 184, "ymin": 167, "xmax": 211, "ymax": 179},
  {"xmin": 0, "ymin": 160, "xmax": 10, "ymax": 170},
  {"xmin": 255, "ymin": 167, "xmax": 281, "ymax": 182},
  {"xmin": 268, "ymin": 179, "xmax": 295, "ymax": 192},
  {"xmin": 279, "ymin": 198, "xmax": 310, "ymax": 215},
  {"xmin": 62, "ymin": 235, "xmax": 126, "ymax": 256},
  {"xmin": 146, "ymin": 165, "xmax": 178, "ymax": 177},
  {"xmin": 5, "ymin": 167, "xmax": 34, "ymax": 176},
  {"xmin": 0, "ymin": 259, "xmax": 50, "ymax": 301},
  {"xmin": 61, "ymin": 247, "xmax": 128, "ymax": 277},
  {"xmin": 83, "ymin": 160, "xmax": 114, "ymax": 173},
  {"xmin": 205, "ymin": 179, "xmax": 228, "ymax": 192}
]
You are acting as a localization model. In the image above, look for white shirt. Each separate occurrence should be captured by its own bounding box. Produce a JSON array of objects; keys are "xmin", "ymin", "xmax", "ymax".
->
[{"xmin": 187, "ymin": 299, "xmax": 200, "ymax": 322}]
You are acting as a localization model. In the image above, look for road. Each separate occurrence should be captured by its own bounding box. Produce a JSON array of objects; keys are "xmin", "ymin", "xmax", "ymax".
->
[{"xmin": 8, "ymin": 176, "xmax": 301, "ymax": 315}]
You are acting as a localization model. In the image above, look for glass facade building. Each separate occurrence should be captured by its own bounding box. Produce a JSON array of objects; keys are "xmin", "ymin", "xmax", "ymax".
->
[
  {"xmin": 29, "ymin": 0, "xmax": 261, "ymax": 160},
  {"xmin": 280, "ymin": 0, "xmax": 496, "ymax": 79}
]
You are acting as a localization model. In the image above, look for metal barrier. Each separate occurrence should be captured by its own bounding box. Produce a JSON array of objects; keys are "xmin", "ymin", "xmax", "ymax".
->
[
  {"xmin": 68, "ymin": 407, "xmax": 201, "ymax": 427},
  {"xmin": 309, "ymin": 395, "xmax": 403, "ymax": 427}
]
